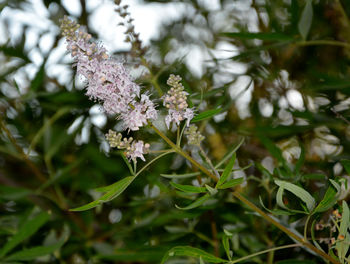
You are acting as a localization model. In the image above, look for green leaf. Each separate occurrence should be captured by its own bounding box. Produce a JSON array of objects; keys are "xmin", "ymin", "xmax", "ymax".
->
[
  {"xmin": 170, "ymin": 182, "xmax": 207, "ymax": 193},
  {"xmin": 217, "ymin": 178, "xmax": 244, "ymax": 189},
  {"xmin": 0, "ymin": 45, "xmax": 30, "ymax": 62},
  {"xmin": 191, "ymin": 108, "xmax": 222, "ymax": 123},
  {"xmin": 298, "ymin": 0, "xmax": 313, "ymax": 40},
  {"xmin": 160, "ymin": 172, "xmax": 200, "ymax": 179},
  {"xmin": 302, "ymin": 173, "xmax": 326, "ymax": 180},
  {"xmin": 95, "ymin": 246, "xmax": 168, "ymax": 262},
  {"xmin": 221, "ymin": 32, "xmax": 293, "ymax": 41},
  {"xmin": 216, "ymin": 153, "xmax": 236, "ymax": 188},
  {"xmin": 30, "ymin": 61, "xmax": 46, "ymax": 92},
  {"xmin": 175, "ymin": 194, "xmax": 211, "ymax": 210},
  {"xmin": 205, "ymin": 184, "xmax": 218, "ymax": 195},
  {"xmin": 294, "ymin": 144, "xmax": 305, "ymax": 175},
  {"xmin": 314, "ymin": 180, "xmax": 340, "ymax": 213},
  {"xmin": 5, "ymin": 225, "xmax": 69, "ymax": 261},
  {"xmin": 228, "ymin": 41, "xmax": 292, "ymax": 61},
  {"xmin": 276, "ymin": 187, "xmax": 290, "ymax": 211},
  {"xmin": 310, "ymin": 220, "xmax": 325, "ymax": 253},
  {"xmin": 259, "ymin": 196, "xmax": 297, "ymax": 216},
  {"xmin": 161, "ymin": 246, "xmax": 225, "ymax": 264},
  {"xmin": 0, "ymin": 211, "xmax": 50, "ymax": 258},
  {"xmin": 341, "ymin": 160, "xmax": 350, "ymax": 175},
  {"xmin": 275, "ymin": 180, "xmax": 315, "ymax": 212},
  {"xmin": 215, "ymin": 138, "xmax": 244, "ymax": 169},
  {"xmin": 71, "ymin": 176, "xmax": 135, "ymax": 211},
  {"xmin": 222, "ymin": 235, "xmax": 231, "ymax": 260},
  {"xmin": 0, "ymin": 185, "xmax": 32, "ymax": 200},
  {"xmin": 336, "ymin": 201, "xmax": 350, "ymax": 261},
  {"xmin": 259, "ymin": 136, "xmax": 293, "ymax": 178}
]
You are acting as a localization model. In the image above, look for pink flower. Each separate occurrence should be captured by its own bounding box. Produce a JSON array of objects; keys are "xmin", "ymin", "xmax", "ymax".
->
[
  {"xmin": 163, "ymin": 74, "xmax": 194, "ymax": 128},
  {"xmin": 60, "ymin": 16, "xmax": 157, "ymax": 131},
  {"xmin": 105, "ymin": 130, "xmax": 150, "ymax": 162}
]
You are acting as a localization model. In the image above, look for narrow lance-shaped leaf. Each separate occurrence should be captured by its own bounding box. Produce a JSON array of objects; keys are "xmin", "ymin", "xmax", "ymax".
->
[
  {"xmin": 336, "ymin": 201, "xmax": 350, "ymax": 261},
  {"xmin": 276, "ymin": 187, "xmax": 288, "ymax": 210},
  {"xmin": 341, "ymin": 159, "xmax": 350, "ymax": 175},
  {"xmin": 215, "ymin": 138, "xmax": 244, "ymax": 169},
  {"xmin": 160, "ymin": 172, "xmax": 200, "ymax": 179},
  {"xmin": 221, "ymin": 32, "xmax": 293, "ymax": 41},
  {"xmin": 298, "ymin": 0, "xmax": 313, "ymax": 40},
  {"xmin": 313, "ymin": 180, "xmax": 340, "ymax": 213},
  {"xmin": 222, "ymin": 235, "xmax": 232, "ymax": 260},
  {"xmin": 170, "ymin": 181, "xmax": 207, "ymax": 193},
  {"xmin": 161, "ymin": 246, "xmax": 226, "ymax": 264},
  {"xmin": 205, "ymin": 184, "xmax": 218, "ymax": 195},
  {"xmin": 71, "ymin": 176, "xmax": 135, "ymax": 211},
  {"xmin": 259, "ymin": 196, "xmax": 297, "ymax": 216},
  {"xmin": 5, "ymin": 225, "xmax": 70, "ymax": 261},
  {"xmin": 217, "ymin": 177, "xmax": 243, "ymax": 190},
  {"xmin": 175, "ymin": 193, "xmax": 211, "ymax": 210},
  {"xmin": 191, "ymin": 108, "xmax": 222, "ymax": 123},
  {"xmin": 216, "ymin": 153, "xmax": 236, "ymax": 188},
  {"xmin": 0, "ymin": 211, "xmax": 50, "ymax": 258},
  {"xmin": 275, "ymin": 180, "xmax": 315, "ymax": 212}
]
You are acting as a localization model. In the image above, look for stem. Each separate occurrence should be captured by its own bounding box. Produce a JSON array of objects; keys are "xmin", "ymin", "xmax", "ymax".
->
[
  {"xmin": 27, "ymin": 107, "xmax": 71, "ymax": 155},
  {"xmin": 209, "ymin": 211, "xmax": 220, "ymax": 257},
  {"xmin": 0, "ymin": 117, "xmax": 87, "ymax": 232},
  {"xmin": 135, "ymin": 150, "xmax": 175, "ymax": 177},
  {"xmin": 192, "ymin": 231, "xmax": 215, "ymax": 247},
  {"xmin": 296, "ymin": 40, "xmax": 350, "ymax": 49},
  {"xmin": 199, "ymin": 146, "xmax": 220, "ymax": 178},
  {"xmin": 148, "ymin": 122, "xmax": 218, "ymax": 182},
  {"xmin": 148, "ymin": 149, "xmax": 173, "ymax": 154},
  {"xmin": 149, "ymin": 121, "xmax": 340, "ymax": 264},
  {"xmin": 304, "ymin": 214, "xmax": 312, "ymax": 242},
  {"xmin": 176, "ymin": 125, "xmax": 180, "ymax": 145},
  {"xmin": 0, "ymin": 117, "xmax": 46, "ymax": 183},
  {"xmin": 178, "ymin": 123, "xmax": 187, "ymax": 147},
  {"xmin": 232, "ymin": 192, "xmax": 340, "ymax": 264},
  {"xmin": 133, "ymin": 160, "xmax": 137, "ymax": 175},
  {"xmin": 229, "ymin": 244, "xmax": 300, "ymax": 264}
]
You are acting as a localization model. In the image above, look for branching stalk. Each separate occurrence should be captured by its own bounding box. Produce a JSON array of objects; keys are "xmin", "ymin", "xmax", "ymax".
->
[
  {"xmin": 229, "ymin": 243, "xmax": 300, "ymax": 264},
  {"xmin": 148, "ymin": 121, "xmax": 341, "ymax": 264}
]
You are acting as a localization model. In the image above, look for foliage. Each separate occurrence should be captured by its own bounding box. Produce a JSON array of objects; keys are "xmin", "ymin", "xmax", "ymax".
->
[{"xmin": 1, "ymin": 0, "xmax": 350, "ymax": 263}]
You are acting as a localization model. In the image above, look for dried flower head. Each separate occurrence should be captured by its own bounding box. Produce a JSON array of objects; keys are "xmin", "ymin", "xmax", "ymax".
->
[
  {"xmin": 185, "ymin": 125, "xmax": 204, "ymax": 146},
  {"xmin": 105, "ymin": 130, "xmax": 150, "ymax": 161},
  {"xmin": 163, "ymin": 74, "xmax": 194, "ymax": 128}
]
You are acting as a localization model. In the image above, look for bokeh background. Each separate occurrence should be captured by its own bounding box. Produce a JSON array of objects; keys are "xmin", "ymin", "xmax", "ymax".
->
[{"xmin": 1, "ymin": 0, "xmax": 350, "ymax": 263}]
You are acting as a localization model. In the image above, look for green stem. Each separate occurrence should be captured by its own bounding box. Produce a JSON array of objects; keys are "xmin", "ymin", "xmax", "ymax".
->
[
  {"xmin": 0, "ymin": 117, "xmax": 47, "ymax": 183},
  {"xmin": 231, "ymin": 192, "xmax": 340, "ymax": 264},
  {"xmin": 148, "ymin": 122, "xmax": 218, "ymax": 182},
  {"xmin": 229, "ymin": 244, "xmax": 300, "ymax": 264},
  {"xmin": 304, "ymin": 214, "xmax": 312, "ymax": 242},
  {"xmin": 296, "ymin": 40, "xmax": 350, "ymax": 49},
  {"xmin": 199, "ymin": 146, "xmax": 220, "ymax": 178},
  {"xmin": 148, "ymin": 149, "xmax": 173, "ymax": 154},
  {"xmin": 28, "ymin": 107, "xmax": 71, "ymax": 155},
  {"xmin": 135, "ymin": 150, "xmax": 175, "ymax": 177},
  {"xmin": 148, "ymin": 122, "xmax": 341, "ymax": 264}
]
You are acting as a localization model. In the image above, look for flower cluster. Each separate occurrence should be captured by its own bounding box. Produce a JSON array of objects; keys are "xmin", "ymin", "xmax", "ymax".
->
[
  {"xmin": 185, "ymin": 125, "xmax": 205, "ymax": 146},
  {"xmin": 163, "ymin": 74, "xmax": 194, "ymax": 129},
  {"xmin": 60, "ymin": 16, "xmax": 157, "ymax": 132},
  {"xmin": 105, "ymin": 130, "xmax": 150, "ymax": 162}
]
